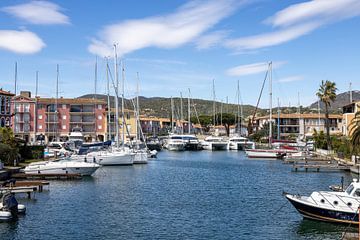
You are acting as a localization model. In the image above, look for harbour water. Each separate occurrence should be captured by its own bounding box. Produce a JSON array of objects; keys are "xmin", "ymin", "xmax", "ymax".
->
[{"xmin": 0, "ymin": 151, "xmax": 356, "ymax": 239}]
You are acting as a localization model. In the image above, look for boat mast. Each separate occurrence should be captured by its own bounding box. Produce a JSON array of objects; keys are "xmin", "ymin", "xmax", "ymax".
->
[
  {"xmin": 14, "ymin": 62, "xmax": 17, "ymax": 135},
  {"xmin": 114, "ymin": 44, "xmax": 120, "ymax": 149},
  {"xmin": 171, "ymin": 97, "xmax": 174, "ymax": 133},
  {"xmin": 277, "ymin": 98, "xmax": 280, "ymax": 140},
  {"xmin": 106, "ymin": 59, "xmax": 111, "ymax": 141},
  {"xmin": 350, "ymin": 82, "xmax": 353, "ymax": 103},
  {"xmin": 237, "ymin": 80, "xmax": 240, "ymax": 135},
  {"xmin": 94, "ymin": 57, "xmax": 97, "ymax": 141},
  {"xmin": 121, "ymin": 60, "xmax": 125, "ymax": 150},
  {"xmin": 180, "ymin": 92, "xmax": 183, "ymax": 134},
  {"xmin": 188, "ymin": 88, "xmax": 191, "ymax": 134},
  {"xmin": 268, "ymin": 61, "xmax": 272, "ymax": 147},
  {"xmin": 34, "ymin": 71, "xmax": 39, "ymax": 140},
  {"xmin": 55, "ymin": 64, "xmax": 59, "ymax": 142},
  {"xmin": 212, "ymin": 79, "xmax": 216, "ymax": 126},
  {"xmin": 298, "ymin": 92, "xmax": 301, "ymax": 138},
  {"xmin": 136, "ymin": 72, "xmax": 140, "ymax": 141}
]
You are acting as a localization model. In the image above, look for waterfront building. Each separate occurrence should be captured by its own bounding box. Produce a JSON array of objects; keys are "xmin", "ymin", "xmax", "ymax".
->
[
  {"xmin": 12, "ymin": 91, "xmax": 36, "ymax": 142},
  {"xmin": 0, "ymin": 89, "xmax": 15, "ymax": 128},
  {"xmin": 106, "ymin": 108, "xmax": 137, "ymax": 141},
  {"xmin": 254, "ymin": 113, "xmax": 342, "ymax": 138},
  {"xmin": 342, "ymin": 101, "xmax": 360, "ymax": 136}
]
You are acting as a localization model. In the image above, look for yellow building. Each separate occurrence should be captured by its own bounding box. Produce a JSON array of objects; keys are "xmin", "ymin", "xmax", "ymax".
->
[
  {"xmin": 342, "ymin": 101, "xmax": 360, "ymax": 137},
  {"xmin": 106, "ymin": 108, "xmax": 137, "ymax": 141}
]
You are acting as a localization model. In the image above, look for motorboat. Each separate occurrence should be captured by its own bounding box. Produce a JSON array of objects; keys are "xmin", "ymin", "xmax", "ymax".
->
[
  {"xmin": 182, "ymin": 135, "xmax": 201, "ymax": 150},
  {"xmin": 0, "ymin": 191, "xmax": 26, "ymax": 221},
  {"xmin": 285, "ymin": 179, "xmax": 360, "ymax": 224},
  {"xmin": 164, "ymin": 135, "xmax": 186, "ymax": 151},
  {"xmin": 23, "ymin": 159, "xmax": 100, "ymax": 176},
  {"xmin": 146, "ymin": 137, "xmax": 162, "ymax": 151},
  {"xmin": 228, "ymin": 136, "xmax": 255, "ymax": 150},
  {"xmin": 245, "ymin": 149, "xmax": 285, "ymax": 159},
  {"xmin": 200, "ymin": 136, "xmax": 228, "ymax": 151}
]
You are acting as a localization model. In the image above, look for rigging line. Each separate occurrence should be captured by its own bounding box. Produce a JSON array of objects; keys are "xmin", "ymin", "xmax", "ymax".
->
[
  {"xmin": 189, "ymin": 90, "xmax": 203, "ymax": 135},
  {"xmin": 340, "ymin": 209, "xmax": 359, "ymax": 240},
  {"xmin": 251, "ymin": 68, "xmax": 269, "ymax": 122}
]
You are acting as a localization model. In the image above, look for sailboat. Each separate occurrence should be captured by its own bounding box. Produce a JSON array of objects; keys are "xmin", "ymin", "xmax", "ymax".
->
[{"xmin": 245, "ymin": 62, "xmax": 286, "ymax": 159}]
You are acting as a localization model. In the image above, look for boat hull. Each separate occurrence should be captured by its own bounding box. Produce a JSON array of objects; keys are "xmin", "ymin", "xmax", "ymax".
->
[
  {"xmin": 245, "ymin": 150, "xmax": 283, "ymax": 159},
  {"xmin": 285, "ymin": 194, "xmax": 359, "ymax": 224},
  {"xmin": 166, "ymin": 143, "xmax": 185, "ymax": 151},
  {"xmin": 24, "ymin": 166, "xmax": 99, "ymax": 176},
  {"xmin": 133, "ymin": 152, "xmax": 148, "ymax": 164}
]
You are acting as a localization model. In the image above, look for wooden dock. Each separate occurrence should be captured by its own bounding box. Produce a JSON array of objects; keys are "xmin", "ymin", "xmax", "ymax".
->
[
  {"xmin": 292, "ymin": 164, "xmax": 350, "ymax": 172},
  {"xmin": 0, "ymin": 186, "xmax": 37, "ymax": 199},
  {"xmin": 12, "ymin": 173, "xmax": 82, "ymax": 180}
]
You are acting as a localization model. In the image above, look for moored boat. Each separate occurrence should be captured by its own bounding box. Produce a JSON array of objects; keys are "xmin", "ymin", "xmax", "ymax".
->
[
  {"xmin": 245, "ymin": 149, "xmax": 285, "ymax": 159},
  {"xmin": 285, "ymin": 179, "xmax": 360, "ymax": 224},
  {"xmin": 200, "ymin": 136, "xmax": 228, "ymax": 151},
  {"xmin": 228, "ymin": 136, "xmax": 255, "ymax": 150},
  {"xmin": 0, "ymin": 191, "xmax": 26, "ymax": 221}
]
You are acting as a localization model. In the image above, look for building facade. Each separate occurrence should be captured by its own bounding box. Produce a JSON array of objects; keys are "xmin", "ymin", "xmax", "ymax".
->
[
  {"xmin": 342, "ymin": 101, "xmax": 360, "ymax": 137},
  {"xmin": 255, "ymin": 113, "xmax": 342, "ymax": 138},
  {"xmin": 0, "ymin": 89, "xmax": 15, "ymax": 128}
]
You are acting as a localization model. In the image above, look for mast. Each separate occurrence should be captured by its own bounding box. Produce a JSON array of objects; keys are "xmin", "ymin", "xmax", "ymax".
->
[
  {"xmin": 136, "ymin": 72, "xmax": 140, "ymax": 141},
  {"xmin": 171, "ymin": 97, "xmax": 174, "ymax": 133},
  {"xmin": 318, "ymin": 100, "xmax": 321, "ymax": 131},
  {"xmin": 34, "ymin": 71, "xmax": 39, "ymax": 140},
  {"xmin": 94, "ymin": 57, "xmax": 97, "ymax": 141},
  {"xmin": 180, "ymin": 92, "xmax": 183, "ymax": 134},
  {"xmin": 268, "ymin": 61, "xmax": 272, "ymax": 147},
  {"xmin": 121, "ymin": 60, "xmax": 125, "ymax": 149},
  {"xmin": 55, "ymin": 64, "xmax": 59, "ymax": 141},
  {"xmin": 14, "ymin": 62, "xmax": 17, "ymax": 134},
  {"xmin": 188, "ymin": 88, "xmax": 191, "ymax": 134},
  {"xmin": 114, "ymin": 44, "xmax": 120, "ymax": 148},
  {"xmin": 350, "ymin": 82, "xmax": 353, "ymax": 103},
  {"xmin": 212, "ymin": 79, "xmax": 216, "ymax": 126},
  {"xmin": 237, "ymin": 80, "xmax": 240, "ymax": 135},
  {"xmin": 277, "ymin": 98, "xmax": 280, "ymax": 140},
  {"xmin": 106, "ymin": 59, "xmax": 111, "ymax": 141},
  {"xmin": 298, "ymin": 92, "xmax": 301, "ymax": 137}
]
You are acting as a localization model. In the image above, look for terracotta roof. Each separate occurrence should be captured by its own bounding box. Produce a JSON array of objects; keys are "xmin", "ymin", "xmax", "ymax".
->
[
  {"xmin": 36, "ymin": 97, "xmax": 106, "ymax": 104},
  {"xmin": 255, "ymin": 113, "xmax": 342, "ymax": 120},
  {"xmin": 0, "ymin": 89, "xmax": 15, "ymax": 96}
]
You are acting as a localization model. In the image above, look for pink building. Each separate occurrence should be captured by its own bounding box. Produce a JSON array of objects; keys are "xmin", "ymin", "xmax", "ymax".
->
[
  {"xmin": 0, "ymin": 89, "xmax": 15, "ymax": 128},
  {"xmin": 12, "ymin": 91, "xmax": 107, "ymax": 143}
]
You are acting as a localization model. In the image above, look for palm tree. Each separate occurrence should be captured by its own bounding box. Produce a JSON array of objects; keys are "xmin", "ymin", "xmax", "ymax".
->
[
  {"xmin": 316, "ymin": 80, "xmax": 337, "ymax": 150},
  {"xmin": 349, "ymin": 104, "xmax": 360, "ymax": 154}
]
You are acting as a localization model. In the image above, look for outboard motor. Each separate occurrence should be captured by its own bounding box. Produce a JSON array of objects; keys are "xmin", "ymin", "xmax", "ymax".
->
[{"xmin": 1, "ymin": 192, "xmax": 18, "ymax": 216}]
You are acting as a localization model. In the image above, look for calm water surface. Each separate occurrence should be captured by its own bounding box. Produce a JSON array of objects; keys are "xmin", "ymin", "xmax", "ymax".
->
[{"xmin": 0, "ymin": 151, "xmax": 355, "ymax": 239}]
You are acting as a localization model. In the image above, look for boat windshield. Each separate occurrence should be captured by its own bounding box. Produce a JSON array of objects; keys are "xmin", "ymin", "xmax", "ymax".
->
[{"xmin": 346, "ymin": 184, "xmax": 354, "ymax": 195}]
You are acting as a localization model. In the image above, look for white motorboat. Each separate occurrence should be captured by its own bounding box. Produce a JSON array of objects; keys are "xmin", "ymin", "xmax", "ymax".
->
[
  {"xmin": 200, "ymin": 136, "xmax": 228, "ymax": 151},
  {"xmin": 24, "ymin": 160, "xmax": 100, "ymax": 176},
  {"xmin": 133, "ymin": 150, "xmax": 148, "ymax": 164},
  {"xmin": 0, "ymin": 191, "xmax": 26, "ymax": 221},
  {"xmin": 182, "ymin": 135, "xmax": 201, "ymax": 150},
  {"xmin": 228, "ymin": 136, "xmax": 255, "ymax": 150},
  {"xmin": 165, "ymin": 135, "xmax": 186, "ymax": 151},
  {"xmin": 285, "ymin": 179, "xmax": 360, "ymax": 224},
  {"xmin": 245, "ymin": 149, "xmax": 285, "ymax": 159}
]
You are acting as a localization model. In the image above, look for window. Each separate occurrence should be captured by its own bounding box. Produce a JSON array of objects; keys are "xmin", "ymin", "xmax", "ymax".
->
[
  {"xmin": 346, "ymin": 184, "xmax": 354, "ymax": 195},
  {"xmin": 38, "ymin": 115, "xmax": 43, "ymax": 120},
  {"xmin": 98, "ymin": 115, "xmax": 102, "ymax": 120},
  {"xmin": 98, "ymin": 104, "xmax": 102, "ymax": 110},
  {"xmin": 62, "ymin": 115, "xmax": 67, "ymax": 120},
  {"xmin": 38, "ymin": 125, "xmax": 42, "ymax": 130},
  {"xmin": 354, "ymin": 189, "xmax": 360, "ymax": 197}
]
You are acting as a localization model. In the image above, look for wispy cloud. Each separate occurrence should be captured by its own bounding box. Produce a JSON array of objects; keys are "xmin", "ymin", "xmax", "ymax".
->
[
  {"xmin": 88, "ymin": 0, "xmax": 246, "ymax": 56},
  {"xmin": 126, "ymin": 58, "xmax": 187, "ymax": 65},
  {"xmin": 2, "ymin": 1, "xmax": 70, "ymax": 25},
  {"xmin": 277, "ymin": 75, "xmax": 303, "ymax": 83},
  {"xmin": 195, "ymin": 30, "xmax": 229, "ymax": 50},
  {"xmin": 225, "ymin": 0, "xmax": 360, "ymax": 51},
  {"xmin": 226, "ymin": 61, "xmax": 286, "ymax": 77},
  {"xmin": 0, "ymin": 30, "xmax": 45, "ymax": 54}
]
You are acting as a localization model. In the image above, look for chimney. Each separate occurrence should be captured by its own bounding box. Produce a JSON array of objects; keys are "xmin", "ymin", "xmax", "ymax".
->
[{"xmin": 20, "ymin": 91, "xmax": 31, "ymax": 98}]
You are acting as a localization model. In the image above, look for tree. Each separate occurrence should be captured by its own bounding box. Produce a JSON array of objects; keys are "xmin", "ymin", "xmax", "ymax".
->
[
  {"xmin": 215, "ymin": 113, "xmax": 236, "ymax": 136},
  {"xmin": 316, "ymin": 80, "xmax": 337, "ymax": 150},
  {"xmin": 349, "ymin": 105, "xmax": 360, "ymax": 154},
  {"xmin": 190, "ymin": 115, "xmax": 212, "ymax": 132},
  {"xmin": 0, "ymin": 128, "xmax": 19, "ymax": 165}
]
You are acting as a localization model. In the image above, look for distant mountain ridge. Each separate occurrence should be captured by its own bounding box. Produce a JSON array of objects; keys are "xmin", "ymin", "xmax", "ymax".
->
[
  {"xmin": 309, "ymin": 90, "xmax": 360, "ymax": 112},
  {"xmin": 79, "ymin": 94, "xmax": 267, "ymax": 119}
]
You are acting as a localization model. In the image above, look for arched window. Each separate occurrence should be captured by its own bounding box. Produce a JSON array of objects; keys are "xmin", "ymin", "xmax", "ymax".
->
[{"xmin": 0, "ymin": 117, "xmax": 5, "ymax": 127}]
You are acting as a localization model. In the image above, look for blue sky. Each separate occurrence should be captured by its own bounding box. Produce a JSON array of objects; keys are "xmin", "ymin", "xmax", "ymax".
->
[{"xmin": 0, "ymin": 0, "xmax": 359, "ymax": 108}]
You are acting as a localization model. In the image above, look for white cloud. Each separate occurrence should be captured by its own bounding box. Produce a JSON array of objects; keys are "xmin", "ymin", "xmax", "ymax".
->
[
  {"xmin": 267, "ymin": 0, "xmax": 360, "ymax": 28},
  {"xmin": 225, "ymin": 22, "xmax": 319, "ymax": 50},
  {"xmin": 277, "ymin": 75, "xmax": 303, "ymax": 83},
  {"xmin": 2, "ymin": 1, "xmax": 70, "ymax": 25},
  {"xmin": 0, "ymin": 30, "xmax": 45, "ymax": 54},
  {"xmin": 89, "ymin": 0, "xmax": 245, "ymax": 57},
  {"xmin": 195, "ymin": 30, "xmax": 229, "ymax": 50},
  {"xmin": 226, "ymin": 61, "xmax": 286, "ymax": 77},
  {"xmin": 226, "ymin": 0, "xmax": 360, "ymax": 51}
]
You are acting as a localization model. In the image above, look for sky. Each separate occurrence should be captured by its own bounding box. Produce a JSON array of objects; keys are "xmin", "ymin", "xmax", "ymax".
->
[{"xmin": 0, "ymin": 0, "xmax": 359, "ymax": 108}]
